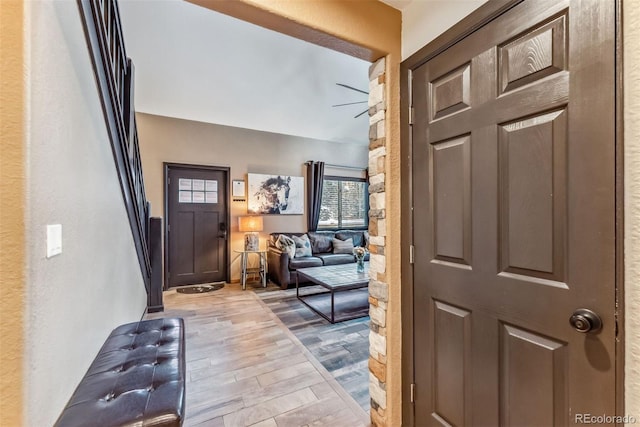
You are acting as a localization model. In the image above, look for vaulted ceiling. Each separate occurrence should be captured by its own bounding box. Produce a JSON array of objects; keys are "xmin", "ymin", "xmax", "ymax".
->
[{"xmin": 119, "ymin": 0, "xmax": 372, "ymax": 145}]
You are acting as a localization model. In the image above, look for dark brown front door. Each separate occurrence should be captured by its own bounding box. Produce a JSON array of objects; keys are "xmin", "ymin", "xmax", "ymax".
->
[
  {"xmin": 166, "ymin": 165, "xmax": 229, "ymax": 287},
  {"xmin": 411, "ymin": 0, "xmax": 616, "ymax": 424}
]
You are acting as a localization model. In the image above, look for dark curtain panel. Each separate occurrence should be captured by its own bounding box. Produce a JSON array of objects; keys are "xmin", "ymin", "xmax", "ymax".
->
[{"xmin": 306, "ymin": 161, "xmax": 325, "ymax": 231}]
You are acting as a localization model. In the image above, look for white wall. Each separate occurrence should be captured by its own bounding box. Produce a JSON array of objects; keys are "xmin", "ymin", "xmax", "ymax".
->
[
  {"xmin": 136, "ymin": 112, "xmax": 368, "ymax": 282},
  {"xmin": 401, "ymin": 0, "xmax": 487, "ymax": 60},
  {"xmin": 625, "ymin": 1, "xmax": 640, "ymax": 419},
  {"xmin": 25, "ymin": 2, "xmax": 148, "ymax": 426}
]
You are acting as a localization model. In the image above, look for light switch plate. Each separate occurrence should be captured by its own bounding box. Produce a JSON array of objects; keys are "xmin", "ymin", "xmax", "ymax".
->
[{"xmin": 46, "ymin": 224, "xmax": 62, "ymax": 258}]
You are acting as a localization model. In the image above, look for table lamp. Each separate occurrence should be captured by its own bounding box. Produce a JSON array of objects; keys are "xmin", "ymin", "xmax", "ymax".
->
[{"xmin": 238, "ymin": 215, "xmax": 263, "ymax": 251}]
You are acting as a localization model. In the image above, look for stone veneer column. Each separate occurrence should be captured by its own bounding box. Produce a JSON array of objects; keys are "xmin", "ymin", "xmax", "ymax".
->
[{"xmin": 367, "ymin": 57, "xmax": 389, "ymax": 427}]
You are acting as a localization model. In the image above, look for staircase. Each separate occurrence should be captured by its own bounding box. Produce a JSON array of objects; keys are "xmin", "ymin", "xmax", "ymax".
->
[{"xmin": 78, "ymin": 0, "xmax": 153, "ymax": 293}]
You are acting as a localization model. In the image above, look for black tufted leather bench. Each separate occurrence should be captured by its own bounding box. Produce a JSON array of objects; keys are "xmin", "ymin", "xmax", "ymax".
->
[{"xmin": 54, "ymin": 318, "xmax": 185, "ymax": 427}]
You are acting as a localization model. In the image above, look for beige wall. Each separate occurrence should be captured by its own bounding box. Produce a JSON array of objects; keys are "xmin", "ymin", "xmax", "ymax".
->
[
  {"xmin": 0, "ymin": 0, "xmax": 25, "ymax": 425},
  {"xmin": 400, "ymin": 0, "xmax": 488, "ymax": 60},
  {"xmin": 136, "ymin": 113, "xmax": 368, "ymax": 283},
  {"xmin": 625, "ymin": 1, "xmax": 640, "ymax": 419},
  {"xmin": 24, "ymin": 2, "xmax": 148, "ymax": 426}
]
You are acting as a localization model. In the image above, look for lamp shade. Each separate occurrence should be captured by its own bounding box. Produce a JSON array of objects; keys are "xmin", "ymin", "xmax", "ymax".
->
[{"xmin": 238, "ymin": 216, "xmax": 263, "ymax": 232}]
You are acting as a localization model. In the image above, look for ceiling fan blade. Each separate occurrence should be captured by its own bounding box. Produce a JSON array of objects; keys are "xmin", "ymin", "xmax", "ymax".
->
[
  {"xmin": 354, "ymin": 109, "xmax": 369, "ymax": 119},
  {"xmin": 336, "ymin": 83, "xmax": 369, "ymax": 95},
  {"xmin": 332, "ymin": 101, "xmax": 368, "ymax": 107}
]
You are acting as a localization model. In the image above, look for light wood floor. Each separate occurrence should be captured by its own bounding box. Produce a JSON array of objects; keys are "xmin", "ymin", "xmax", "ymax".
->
[
  {"xmin": 146, "ymin": 284, "xmax": 371, "ymax": 427},
  {"xmin": 255, "ymin": 285, "xmax": 370, "ymax": 412}
]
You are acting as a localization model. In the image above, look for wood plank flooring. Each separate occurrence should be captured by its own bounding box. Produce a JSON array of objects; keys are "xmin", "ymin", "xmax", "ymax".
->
[
  {"xmin": 255, "ymin": 285, "xmax": 370, "ymax": 412},
  {"xmin": 146, "ymin": 284, "xmax": 370, "ymax": 427}
]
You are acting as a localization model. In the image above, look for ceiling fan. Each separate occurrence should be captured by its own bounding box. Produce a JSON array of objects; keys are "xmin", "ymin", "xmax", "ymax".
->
[{"xmin": 332, "ymin": 83, "xmax": 369, "ymax": 118}]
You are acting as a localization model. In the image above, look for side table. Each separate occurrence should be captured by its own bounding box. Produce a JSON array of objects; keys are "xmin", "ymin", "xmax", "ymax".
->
[{"xmin": 234, "ymin": 250, "xmax": 268, "ymax": 290}]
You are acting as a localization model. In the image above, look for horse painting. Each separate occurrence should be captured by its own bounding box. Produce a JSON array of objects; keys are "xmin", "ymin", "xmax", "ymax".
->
[
  {"xmin": 248, "ymin": 173, "xmax": 304, "ymax": 215},
  {"xmin": 254, "ymin": 176, "xmax": 290, "ymax": 214}
]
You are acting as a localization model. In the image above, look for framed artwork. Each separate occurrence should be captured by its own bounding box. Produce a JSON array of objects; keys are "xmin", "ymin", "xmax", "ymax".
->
[{"xmin": 247, "ymin": 173, "xmax": 304, "ymax": 214}]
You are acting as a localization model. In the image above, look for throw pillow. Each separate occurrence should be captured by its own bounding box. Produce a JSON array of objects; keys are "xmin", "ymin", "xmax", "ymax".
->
[
  {"xmin": 332, "ymin": 237, "xmax": 354, "ymax": 254},
  {"xmin": 308, "ymin": 232, "xmax": 333, "ymax": 253},
  {"xmin": 292, "ymin": 234, "xmax": 312, "ymax": 257},
  {"xmin": 363, "ymin": 231, "xmax": 370, "ymax": 249},
  {"xmin": 336, "ymin": 231, "xmax": 364, "ymax": 248},
  {"xmin": 276, "ymin": 234, "xmax": 296, "ymax": 259}
]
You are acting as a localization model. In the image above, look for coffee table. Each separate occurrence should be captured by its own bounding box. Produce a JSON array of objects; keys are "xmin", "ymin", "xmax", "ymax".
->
[{"xmin": 296, "ymin": 262, "xmax": 369, "ymax": 323}]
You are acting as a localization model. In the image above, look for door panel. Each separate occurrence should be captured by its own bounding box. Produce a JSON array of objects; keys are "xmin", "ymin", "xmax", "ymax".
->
[
  {"xmin": 500, "ymin": 324, "xmax": 567, "ymax": 426},
  {"xmin": 498, "ymin": 13, "xmax": 567, "ymax": 94},
  {"xmin": 430, "ymin": 63, "xmax": 471, "ymax": 121},
  {"xmin": 433, "ymin": 301, "xmax": 471, "ymax": 427},
  {"xmin": 432, "ymin": 136, "xmax": 471, "ymax": 265},
  {"xmin": 200, "ymin": 211, "xmax": 220, "ymax": 273},
  {"xmin": 167, "ymin": 166, "xmax": 228, "ymax": 286},
  {"xmin": 412, "ymin": 0, "xmax": 616, "ymax": 424},
  {"xmin": 175, "ymin": 211, "xmax": 195, "ymax": 275},
  {"xmin": 499, "ymin": 109, "xmax": 567, "ymax": 281}
]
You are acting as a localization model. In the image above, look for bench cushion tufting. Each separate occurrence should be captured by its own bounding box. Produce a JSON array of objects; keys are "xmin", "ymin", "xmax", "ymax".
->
[{"xmin": 55, "ymin": 318, "xmax": 185, "ymax": 427}]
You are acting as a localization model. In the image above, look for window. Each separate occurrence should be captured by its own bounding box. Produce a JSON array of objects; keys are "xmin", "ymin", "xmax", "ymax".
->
[
  {"xmin": 318, "ymin": 176, "xmax": 368, "ymax": 229},
  {"xmin": 177, "ymin": 178, "xmax": 218, "ymax": 204}
]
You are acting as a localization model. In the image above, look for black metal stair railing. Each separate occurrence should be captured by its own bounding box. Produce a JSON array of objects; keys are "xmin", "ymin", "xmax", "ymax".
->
[{"xmin": 78, "ymin": 0, "xmax": 152, "ymax": 291}]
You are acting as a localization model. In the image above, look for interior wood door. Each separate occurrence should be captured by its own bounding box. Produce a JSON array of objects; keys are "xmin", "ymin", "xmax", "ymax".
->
[
  {"xmin": 166, "ymin": 165, "xmax": 229, "ymax": 287},
  {"xmin": 411, "ymin": 0, "xmax": 616, "ymax": 424}
]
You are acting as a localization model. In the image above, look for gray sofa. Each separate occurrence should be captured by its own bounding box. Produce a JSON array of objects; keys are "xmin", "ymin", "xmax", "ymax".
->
[{"xmin": 267, "ymin": 230, "xmax": 369, "ymax": 289}]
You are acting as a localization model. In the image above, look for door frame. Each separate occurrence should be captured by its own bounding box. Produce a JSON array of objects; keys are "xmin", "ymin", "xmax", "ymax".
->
[
  {"xmin": 399, "ymin": 0, "xmax": 625, "ymax": 423},
  {"xmin": 163, "ymin": 162, "xmax": 231, "ymax": 289}
]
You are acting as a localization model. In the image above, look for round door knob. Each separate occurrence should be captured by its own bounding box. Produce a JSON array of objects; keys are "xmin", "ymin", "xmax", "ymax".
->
[{"xmin": 569, "ymin": 309, "xmax": 602, "ymax": 333}]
